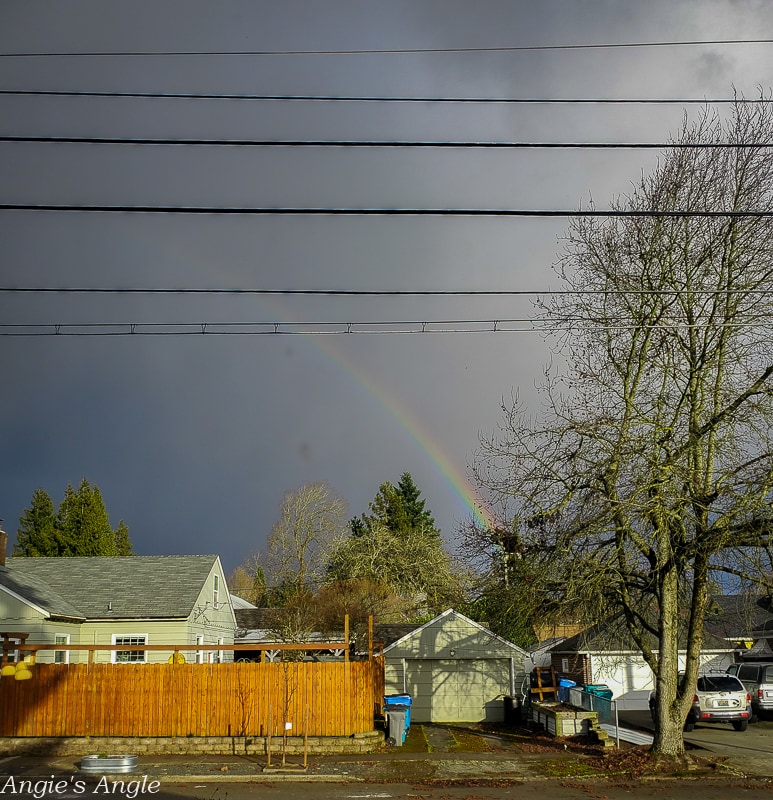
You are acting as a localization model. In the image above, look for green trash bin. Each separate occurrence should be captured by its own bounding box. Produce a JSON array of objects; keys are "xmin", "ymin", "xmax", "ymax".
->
[{"xmin": 584, "ymin": 684, "xmax": 613, "ymax": 700}]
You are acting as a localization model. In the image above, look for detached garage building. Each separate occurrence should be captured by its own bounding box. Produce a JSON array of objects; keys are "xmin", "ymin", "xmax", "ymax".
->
[{"xmin": 382, "ymin": 609, "xmax": 528, "ymax": 723}]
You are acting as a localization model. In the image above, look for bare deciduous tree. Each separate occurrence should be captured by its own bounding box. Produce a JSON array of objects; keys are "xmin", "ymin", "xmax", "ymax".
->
[
  {"xmin": 265, "ymin": 482, "xmax": 348, "ymax": 594},
  {"xmin": 474, "ymin": 95, "xmax": 773, "ymax": 759}
]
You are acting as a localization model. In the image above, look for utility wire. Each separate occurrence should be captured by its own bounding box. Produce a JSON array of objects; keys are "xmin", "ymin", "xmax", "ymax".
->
[
  {"xmin": 3, "ymin": 287, "xmax": 772, "ymax": 297},
  {"xmin": 2, "ymin": 135, "xmax": 768, "ymax": 149},
  {"xmin": 0, "ymin": 89, "xmax": 761, "ymax": 104},
  {"xmin": 0, "ymin": 319, "xmax": 767, "ymax": 337},
  {"xmin": 2, "ymin": 204, "xmax": 773, "ymax": 217},
  {"xmin": 1, "ymin": 38, "xmax": 771, "ymax": 57}
]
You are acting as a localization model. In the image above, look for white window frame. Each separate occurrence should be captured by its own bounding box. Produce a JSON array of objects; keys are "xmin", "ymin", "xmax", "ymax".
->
[
  {"xmin": 54, "ymin": 633, "xmax": 70, "ymax": 664},
  {"xmin": 213, "ymin": 574, "xmax": 220, "ymax": 607},
  {"xmin": 5, "ymin": 638, "xmax": 21, "ymax": 664},
  {"xmin": 112, "ymin": 634, "xmax": 148, "ymax": 664},
  {"xmin": 217, "ymin": 637, "xmax": 224, "ymax": 663},
  {"xmin": 196, "ymin": 635, "xmax": 205, "ymax": 664}
]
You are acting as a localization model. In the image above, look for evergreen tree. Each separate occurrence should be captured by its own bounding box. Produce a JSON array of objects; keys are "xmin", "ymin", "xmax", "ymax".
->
[
  {"xmin": 59, "ymin": 479, "xmax": 116, "ymax": 556},
  {"xmin": 396, "ymin": 472, "xmax": 437, "ymax": 536},
  {"xmin": 351, "ymin": 473, "xmax": 440, "ymax": 540},
  {"xmin": 13, "ymin": 488, "xmax": 58, "ymax": 556},
  {"xmin": 114, "ymin": 520, "xmax": 133, "ymax": 556},
  {"xmin": 15, "ymin": 479, "xmax": 129, "ymax": 557}
]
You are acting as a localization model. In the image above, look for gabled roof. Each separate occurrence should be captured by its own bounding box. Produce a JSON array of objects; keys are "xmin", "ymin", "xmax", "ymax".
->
[
  {"xmin": 374, "ymin": 623, "xmax": 422, "ymax": 647},
  {"xmin": 704, "ymin": 594, "xmax": 772, "ymax": 640},
  {"xmin": 553, "ymin": 615, "xmax": 734, "ymax": 655},
  {"xmin": 2, "ymin": 555, "xmax": 221, "ymax": 620},
  {"xmin": 383, "ymin": 608, "xmax": 528, "ymax": 655}
]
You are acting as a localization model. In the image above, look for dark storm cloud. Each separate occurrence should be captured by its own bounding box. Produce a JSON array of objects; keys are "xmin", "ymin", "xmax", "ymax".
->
[{"xmin": 1, "ymin": 1, "xmax": 772, "ymax": 572}]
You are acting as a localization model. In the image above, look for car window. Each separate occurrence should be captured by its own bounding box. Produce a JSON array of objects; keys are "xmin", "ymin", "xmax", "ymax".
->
[
  {"xmin": 739, "ymin": 665, "xmax": 760, "ymax": 681},
  {"xmin": 697, "ymin": 675, "xmax": 744, "ymax": 692},
  {"xmin": 762, "ymin": 666, "xmax": 773, "ymax": 683}
]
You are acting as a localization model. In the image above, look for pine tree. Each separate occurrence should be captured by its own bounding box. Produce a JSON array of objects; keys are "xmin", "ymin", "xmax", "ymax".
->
[
  {"xmin": 114, "ymin": 520, "xmax": 133, "ymax": 556},
  {"xmin": 14, "ymin": 488, "xmax": 58, "ymax": 556},
  {"xmin": 396, "ymin": 472, "xmax": 437, "ymax": 537},
  {"xmin": 16, "ymin": 479, "xmax": 128, "ymax": 557}
]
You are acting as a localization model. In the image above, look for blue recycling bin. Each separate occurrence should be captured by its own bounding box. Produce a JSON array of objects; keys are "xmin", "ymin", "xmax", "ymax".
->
[
  {"xmin": 557, "ymin": 678, "xmax": 576, "ymax": 702},
  {"xmin": 384, "ymin": 693, "xmax": 412, "ymax": 731}
]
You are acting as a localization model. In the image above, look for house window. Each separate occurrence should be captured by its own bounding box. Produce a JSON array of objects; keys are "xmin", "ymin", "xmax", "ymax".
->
[
  {"xmin": 196, "ymin": 635, "xmax": 204, "ymax": 664},
  {"xmin": 54, "ymin": 634, "xmax": 70, "ymax": 664},
  {"xmin": 217, "ymin": 637, "xmax": 224, "ymax": 663},
  {"xmin": 3, "ymin": 638, "xmax": 21, "ymax": 664},
  {"xmin": 112, "ymin": 635, "xmax": 147, "ymax": 663},
  {"xmin": 561, "ymin": 658, "xmax": 569, "ymax": 673},
  {"xmin": 213, "ymin": 575, "xmax": 219, "ymax": 607}
]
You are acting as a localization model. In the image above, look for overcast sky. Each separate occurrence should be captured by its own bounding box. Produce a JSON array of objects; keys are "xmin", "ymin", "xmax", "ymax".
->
[{"xmin": 1, "ymin": 1, "xmax": 772, "ymax": 576}]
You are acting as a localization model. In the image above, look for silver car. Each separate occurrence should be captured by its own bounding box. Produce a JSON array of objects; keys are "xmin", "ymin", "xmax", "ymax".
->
[
  {"xmin": 728, "ymin": 662, "xmax": 773, "ymax": 719},
  {"xmin": 650, "ymin": 674, "xmax": 751, "ymax": 732}
]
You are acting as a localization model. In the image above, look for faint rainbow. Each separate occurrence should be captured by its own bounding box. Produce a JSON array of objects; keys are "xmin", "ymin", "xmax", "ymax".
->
[
  {"xmin": 302, "ymin": 327, "xmax": 497, "ymax": 532},
  {"xmin": 132, "ymin": 231, "xmax": 496, "ymax": 532}
]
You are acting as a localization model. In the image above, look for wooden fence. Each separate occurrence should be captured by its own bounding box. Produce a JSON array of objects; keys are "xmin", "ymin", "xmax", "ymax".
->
[{"xmin": 0, "ymin": 658, "xmax": 385, "ymax": 738}]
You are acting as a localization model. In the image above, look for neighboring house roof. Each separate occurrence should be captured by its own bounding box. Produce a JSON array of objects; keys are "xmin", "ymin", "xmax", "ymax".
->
[
  {"xmin": 373, "ymin": 623, "xmax": 422, "ymax": 647},
  {"xmin": 553, "ymin": 615, "xmax": 734, "ymax": 655},
  {"xmin": 2, "ymin": 555, "xmax": 222, "ymax": 620},
  {"xmin": 234, "ymin": 607, "xmax": 287, "ymax": 632},
  {"xmin": 230, "ymin": 595, "xmax": 257, "ymax": 610},
  {"xmin": 704, "ymin": 594, "xmax": 772, "ymax": 641}
]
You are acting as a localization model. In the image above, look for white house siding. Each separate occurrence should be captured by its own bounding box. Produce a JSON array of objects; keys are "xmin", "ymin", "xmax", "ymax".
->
[
  {"xmin": 587, "ymin": 650, "xmax": 736, "ymax": 710},
  {"xmin": 384, "ymin": 610, "xmax": 528, "ymax": 723}
]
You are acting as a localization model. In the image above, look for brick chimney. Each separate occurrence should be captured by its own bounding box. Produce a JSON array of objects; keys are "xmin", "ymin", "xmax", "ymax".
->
[{"xmin": 0, "ymin": 520, "xmax": 7, "ymax": 567}]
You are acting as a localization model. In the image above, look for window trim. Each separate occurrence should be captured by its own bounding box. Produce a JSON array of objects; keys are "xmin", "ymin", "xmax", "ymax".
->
[
  {"xmin": 54, "ymin": 633, "xmax": 70, "ymax": 664},
  {"xmin": 213, "ymin": 574, "xmax": 220, "ymax": 607},
  {"xmin": 111, "ymin": 634, "xmax": 148, "ymax": 664}
]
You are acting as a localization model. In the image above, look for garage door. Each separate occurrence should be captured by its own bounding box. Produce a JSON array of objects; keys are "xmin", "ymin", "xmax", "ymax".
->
[{"xmin": 405, "ymin": 659, "xmax": 511, "ymax": 723}]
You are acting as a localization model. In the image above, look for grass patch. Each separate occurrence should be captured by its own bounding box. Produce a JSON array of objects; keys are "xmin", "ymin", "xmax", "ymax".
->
[
  {"xmin": 448, "ymin": 729, "xmax": 491, "ymax": 753},
  {"xmin": 400, "ymin": 725, "xmax": 429, "ymax": 753}
]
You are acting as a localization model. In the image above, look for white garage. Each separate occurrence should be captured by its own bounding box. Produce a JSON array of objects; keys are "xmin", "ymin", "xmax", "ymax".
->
[{"xmin": 383, "ymin": 609, "xmax": 528, "ymax": 723}]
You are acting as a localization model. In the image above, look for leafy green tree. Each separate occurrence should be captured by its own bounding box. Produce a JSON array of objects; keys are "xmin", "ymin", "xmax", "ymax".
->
[{"xmin": 13, "ymin": 488, "xmax": 58, "ymax": 556}]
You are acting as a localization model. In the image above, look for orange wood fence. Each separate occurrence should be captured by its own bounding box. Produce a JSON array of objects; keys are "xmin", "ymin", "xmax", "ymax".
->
[{"xmin": 0, "ymin": 660, "xmax": 384, "ymax": 738}]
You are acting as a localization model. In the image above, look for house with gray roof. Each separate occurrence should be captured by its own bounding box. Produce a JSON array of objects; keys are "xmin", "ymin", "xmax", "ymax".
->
[
  {"xmin": 550, "ymin": 616, "xmax": 736, "ymax": 710},
  {"xmin": 0, "ymin": 554, "xmax": 236, "ymax": 664}
]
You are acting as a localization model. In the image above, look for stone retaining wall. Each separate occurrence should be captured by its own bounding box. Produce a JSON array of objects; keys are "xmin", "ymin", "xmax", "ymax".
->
[{"xmin": 0, "ymin": 731, "xmax": 384, "ymax": 757}]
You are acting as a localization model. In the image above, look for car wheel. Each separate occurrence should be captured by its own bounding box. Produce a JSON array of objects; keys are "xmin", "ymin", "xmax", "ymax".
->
[
  {"xmin": 732, "ymin": 720, "xmax": 748, "ymax": 732},
  {"xmin": 683, "ymin": 721, "xmax": 695, "ymax": 732}
]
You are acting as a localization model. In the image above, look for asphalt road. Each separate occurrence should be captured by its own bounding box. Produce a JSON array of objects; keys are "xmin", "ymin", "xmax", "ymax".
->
[{"xmin": 153, "ymin": 777, "xmax": 773, "ymax": 799}]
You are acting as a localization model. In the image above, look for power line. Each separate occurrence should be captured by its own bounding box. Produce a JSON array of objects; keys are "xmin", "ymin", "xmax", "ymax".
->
[
  {"xmin": 2, "ymin": 204, "xmax": 773, "ymax": 217},
  {"xmin": 0, "ymin": 89, "xmax": 761, "ymax": 105},
  {"xmin": 0, "ymin": 319, "xmax": 767, "ymax": 337},
  {"xmin": 2, "ymin": 287, "xmax": 772, "ymax": 297},
  {"xmin": 3, "ymin": 135, "xmax": 768, "ymax": 149},
  {"xmin": 0, "ymin": 39, "xmax": 771, "ymax": 57}
]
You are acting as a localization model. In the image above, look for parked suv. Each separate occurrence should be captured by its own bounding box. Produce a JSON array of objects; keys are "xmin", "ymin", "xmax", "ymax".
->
[
  {"xmin": 650, "ymin": 674, "xmax": 751, "ymax": 732},
  {"xmin": 727, "ymin": 662, "xmax": 773, "ymax": 719}
]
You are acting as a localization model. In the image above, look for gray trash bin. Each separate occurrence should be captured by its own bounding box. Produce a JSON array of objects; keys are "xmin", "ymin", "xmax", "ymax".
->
[{"xmin": 385, "ymin": 705, "xmax": 408, "ymax": 746}]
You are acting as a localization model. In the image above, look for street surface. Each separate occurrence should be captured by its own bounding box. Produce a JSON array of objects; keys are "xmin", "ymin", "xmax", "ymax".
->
[{"xmin": 155, "ymin": 777, "xmax": 773, "ymax": 799}]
